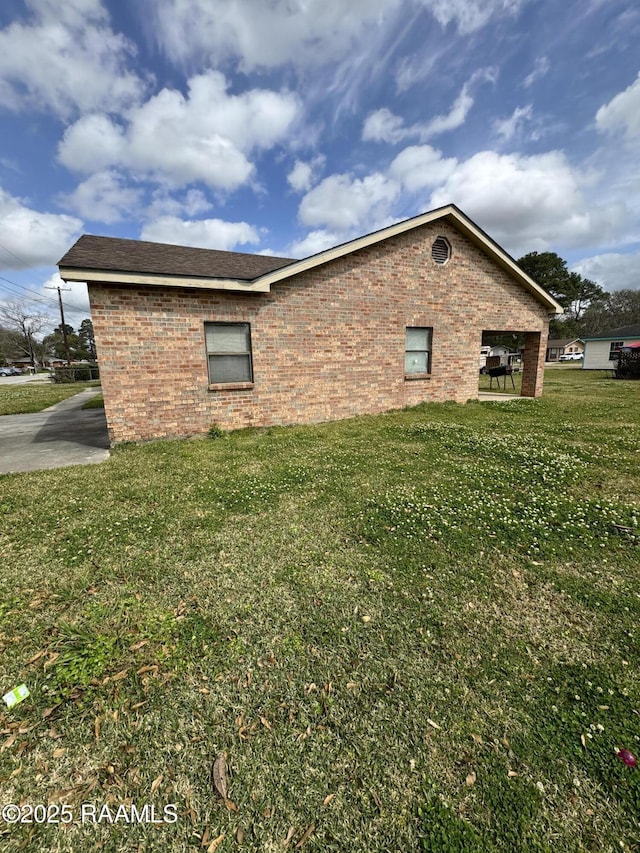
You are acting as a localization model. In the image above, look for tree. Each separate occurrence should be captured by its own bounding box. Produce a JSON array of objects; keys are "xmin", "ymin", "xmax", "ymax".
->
[
  {"xmin": 43, "ymin": 323, "xmax": 79, "ymax": 362},
  {"xmin": 78, "ymin": 319, "xmax": 96, "ymax": 360},
  {"xmin": 580, "ymin": 289, "xmax": 640, "ymax": 335},
  {"xmin": 0, "ymin": 302, "xmax": 48, "ymax": 368},
  {"xmin": 517, "ymin": 251, "xmax": 607, "ymax": 335},
  {"xmin": 517, "ymin": 251, "xmax": 571, "ymax": 302},
  {"xmin": 563, "ymin": 272, "xmax": 607, "ymax": 322}
]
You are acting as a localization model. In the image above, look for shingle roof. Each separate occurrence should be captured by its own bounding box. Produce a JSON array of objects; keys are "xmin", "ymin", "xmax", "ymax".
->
[
  {"xmin": 585, "ymin": 323, "xmax": 640, "ymax": 340},
  {"xmin": 58, "ymin": 234, "xmax": 295, "ymax": 281},
  {"xmin": 547, "ymin": 339, "xmax": 574, "ymax": 347},
  {"xmin": 56, "ymin": 206, "xmax": 563, "ymax": 312}
]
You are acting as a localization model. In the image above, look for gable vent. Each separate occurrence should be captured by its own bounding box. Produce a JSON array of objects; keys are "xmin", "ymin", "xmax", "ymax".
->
[{"xmin": 431, "ymin": 236, "xmax": 451, "ymax": 265}]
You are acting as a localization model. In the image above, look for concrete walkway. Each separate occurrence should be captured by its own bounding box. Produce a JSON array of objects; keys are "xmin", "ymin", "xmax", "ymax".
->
[
  {"xmin": 0, "ymin": 389, "xmax": 110, "ymax": 475},
  {"xmin": 477, "ymin": 392, "xmax": 524, "ymax": 402}
]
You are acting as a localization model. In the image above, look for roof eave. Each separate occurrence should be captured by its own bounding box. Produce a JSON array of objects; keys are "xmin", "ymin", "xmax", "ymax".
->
[
  {"xmin": 58, "ymin": 266, "xmax": 271, "ymax": 294},
  {"xmin": 252, "ymin": 204, "xmax": 564, "ymax": 314}
]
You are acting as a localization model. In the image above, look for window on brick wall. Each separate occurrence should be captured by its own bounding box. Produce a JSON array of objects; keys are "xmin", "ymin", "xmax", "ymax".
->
[
  {"xmin": 405, "ymin": 327, "xmax": 432, "ymax": 375},
  {"xmin": 205, "ymin": 322, "xmax": 253, "ymax": 384}
]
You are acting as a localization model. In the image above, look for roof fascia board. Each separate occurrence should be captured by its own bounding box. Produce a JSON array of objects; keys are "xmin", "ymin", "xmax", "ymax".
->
[
  {"xmin": 58, "ymin": 267, "xmax": 270, "ymax": 293},
  {"xmin": 255, "ymin": 204, "xmax": 564, "ymax": 314},
  {"xmin": 582, "ymin": 335, "xmax": 629, "ymax": 342}
]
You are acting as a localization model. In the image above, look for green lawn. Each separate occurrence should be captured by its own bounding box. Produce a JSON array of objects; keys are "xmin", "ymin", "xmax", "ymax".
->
[
  {"xmin": 0, "ymin": 381, "xmax": 102, "ymax": 415},
  {"xmin": 0, "ymin": 370, "xmax": 638, "ymax": 852},
  {"xmin": 81, "ymin": 393, "xmax": 104, "ymax": 410}
]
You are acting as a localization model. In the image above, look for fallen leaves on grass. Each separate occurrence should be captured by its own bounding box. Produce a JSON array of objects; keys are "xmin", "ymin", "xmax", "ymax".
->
[
  {"xmin": 150, "ymin": 773, "xmax": 164, "ymax": 795},
  {"xmin": 211, "ymin": 754, "xmax": 228, "ymax": 799},
  {"xmin": 296, "ymin": 823, "xmax": 315, "ymax": 848}
]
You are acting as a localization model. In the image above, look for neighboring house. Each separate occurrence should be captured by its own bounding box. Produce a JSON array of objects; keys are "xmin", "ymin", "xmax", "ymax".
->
[
  {"xmin": 489, "ymin": 344, "xmax": 511, "ymax": 359},
  {"xmin": 545, "ymin": 338, "xmax": 584, "ymax": 362},
  {"xmin": 58, "ymin": 204, "xmax": 562, "ymax": 444},
  {"xmin": 582, "ymin": 324, "xmax": 640, "ymax": 370}
]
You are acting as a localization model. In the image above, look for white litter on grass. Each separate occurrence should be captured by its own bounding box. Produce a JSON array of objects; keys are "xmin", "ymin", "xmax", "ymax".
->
[{"xmin": 3, "ymin": 684, "xmax": 30, "ymax": 708}]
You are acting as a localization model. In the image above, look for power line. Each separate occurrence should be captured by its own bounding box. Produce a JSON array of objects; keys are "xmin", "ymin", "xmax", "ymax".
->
[
  {"xmin": 0, "ymin": 273, "xmax": 89, "ymax": 315},
  {"xmin": 0, "ymin": 238, "xmax": 43, "ymax": 271}
]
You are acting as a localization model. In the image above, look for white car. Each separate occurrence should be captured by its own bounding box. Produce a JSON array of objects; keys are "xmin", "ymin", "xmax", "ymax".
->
[{"xmin": 558, "ymin": 353, "xmax": 583, "ymax": 362}]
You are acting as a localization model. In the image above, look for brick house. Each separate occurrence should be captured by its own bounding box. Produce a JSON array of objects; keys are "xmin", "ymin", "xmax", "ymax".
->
[{"xmin": 58, "ymin": 204, "xmax": 562, "ymax": 444}]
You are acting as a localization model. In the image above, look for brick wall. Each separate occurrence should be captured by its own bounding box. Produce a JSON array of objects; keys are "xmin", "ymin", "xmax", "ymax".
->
[{"xmin": 89, "ymin": 221, "xmax": 551, "ymax": 443}]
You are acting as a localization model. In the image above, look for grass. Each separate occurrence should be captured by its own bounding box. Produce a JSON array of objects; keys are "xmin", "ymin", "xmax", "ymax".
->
[
  {"xmin": 0, "ymin": 370, "xmax": 638, "ymax": 852},
  {"xmin": 81, "ymin": 394, "xmax": 104, "ymax": 410},
  {"xmin": 0, "ymin": 382, "xmax": 101, "ymax": 415},
  {"xmin": 478, "ymin": 369, "xmax": 523, "ymax": 394}
]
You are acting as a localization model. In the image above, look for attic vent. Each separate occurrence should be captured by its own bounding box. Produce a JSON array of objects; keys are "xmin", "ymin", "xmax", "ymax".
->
[{"xmin": 432, "ymin": 236, "xmax": 451, "ymax": 265}]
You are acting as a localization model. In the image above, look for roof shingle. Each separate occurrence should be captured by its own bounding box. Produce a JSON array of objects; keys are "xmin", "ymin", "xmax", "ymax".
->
[
  {"xmin": 587, "ymin": 323, "xmax": 640, "ymax": 340},
  {"xmin": 58, "ymin": 234, "xmax": 295, "ymax": 282}
]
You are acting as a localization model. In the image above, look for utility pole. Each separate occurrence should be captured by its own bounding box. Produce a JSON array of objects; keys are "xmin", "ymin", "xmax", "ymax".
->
[{"xmin": 45, "ymin": 284, "xmax": 72, "ymax": 365}]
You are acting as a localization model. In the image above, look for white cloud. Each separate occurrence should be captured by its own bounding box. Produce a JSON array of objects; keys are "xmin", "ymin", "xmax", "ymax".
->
[
  {"xmin": 389, "ymin": 145, "xmax": 457, "ymax": 192},
  {"xmin": 145, "ymin": 0, "xmax": 525, "ymax": 71},
  {"xmin": 145, "ymin": 0, "xmax": 392, "ymax": 70},
  {"xmin": 421, "ymin": 0, "xmax": 526, "ymax": 35},
  {"xmin": 0, "ymin": 187, "xmax": 82, "ymax": 270},
  {"xmin": 58, "ymin": 114, "xmax": 127, "ymax": 174},
  {"xmin": 58, "ymin": 71, "xmax": 299, "ymax": 191},
  {"xmin": 62, "ymin": 171, "xmax": 142, "ymax": 224},
  {"xmin": 572, "ymin": 252, "xmax": 640, "ymax": 292},
  {"xmin": 363, "ymin": 108, "xmax": 407, "ymax": 144},
  {"xmin": 596, "ymin": 71, "xmax": 640, "ymax": 140},
  {"xmin": 288, "ymin": 229, "xmax": 341, "ymax": 258},
  {"xmin": 288, "ymin": 161, "xmax": 314, "ymax": 193},
  {"xmin": 424, "ymin": 82, "xmax": 476, "ymax": 136},
  {"xmin": 298, "ymin": 172, "xmax": 399, "ymax": 231},
  {"xmin": 293, "ymin": 144, "xmax": 627, "ymax": 261},
  {"xmin": 429, "ymin": 150, "xmax": 626, "ymax": 255},
  {"xmin": 40, "ymin": 272, "xmax": 91, "ymax": 318},
  {"xmin": 363, "ymin": 70, "xmax": 494, "ymax": 143},
  {"xmin": 523, "ymin": 56, "xmax": 550, "ymax": 88},
  {"xmin": 140, "ymin": 216, "xmax": 260, "ymax": 251},
  {"xmin": 0, "ymin": 0, "xmax": 146, "ymax": 118},
  {"xmin": 145, "ymin": 189, "xmax": 212, "ymax": 220},
  {"xmin": 287, "ymin": 158, "xmax": 325, "ymax": 193},
  {"xmin": 493, "ymin": 105, "xmax": 533, "ymax": 141}
]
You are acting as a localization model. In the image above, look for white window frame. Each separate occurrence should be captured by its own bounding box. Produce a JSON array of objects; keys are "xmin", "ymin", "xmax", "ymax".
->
[{"xmin": 609, "ymin": 341, "xmax": 624, "ymax": 360}]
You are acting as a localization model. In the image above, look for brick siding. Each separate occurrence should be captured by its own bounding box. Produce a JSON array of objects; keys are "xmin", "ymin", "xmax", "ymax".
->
[{"xmin": 88, "ymin": 221, "xmax": 550, "ymax": 443}]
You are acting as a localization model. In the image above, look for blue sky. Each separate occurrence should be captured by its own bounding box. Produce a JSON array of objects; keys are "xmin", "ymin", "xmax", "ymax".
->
[{"xmin": 0, "ymin": 0, "xmax": 639, "ymax": 326}]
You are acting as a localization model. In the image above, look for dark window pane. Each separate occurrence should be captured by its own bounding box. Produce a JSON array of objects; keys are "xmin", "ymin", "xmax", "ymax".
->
[{"xmin": 209, "ymin": 354, "xmax": 252, "ymax": 383}]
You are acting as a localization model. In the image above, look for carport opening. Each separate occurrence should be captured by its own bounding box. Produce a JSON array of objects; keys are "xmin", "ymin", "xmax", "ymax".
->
[{"xmin": 478, "ymin": 331, "xmax": 525, "ymax": 397}]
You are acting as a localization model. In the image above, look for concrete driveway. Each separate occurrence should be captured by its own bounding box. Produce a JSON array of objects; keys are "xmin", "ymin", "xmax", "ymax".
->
[{"xmin": 0, "ymin": 388, "xmax": 110, "ymax": 475}]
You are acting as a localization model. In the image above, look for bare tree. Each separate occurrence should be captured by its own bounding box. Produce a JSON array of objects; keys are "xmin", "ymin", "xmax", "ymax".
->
[{"xmin": 0, "ymin": 301, "xmax": 49, "ymax": 369}]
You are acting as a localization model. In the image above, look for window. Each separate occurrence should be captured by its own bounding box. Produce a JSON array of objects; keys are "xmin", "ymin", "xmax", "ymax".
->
[
  {"xmin": 405, "ymin": 327, "xmax": 432, "ymax": 375},
  {"xmin": 205, "ymin": 322, "xmax": 253, "ymax": 385},
  {"xmin": 431, "ymin": 236, "xmax": 451, "ymax": 265},
  {"xmin": 609, "ymin": 341, "xmax": 624, "ymax": 360}
]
